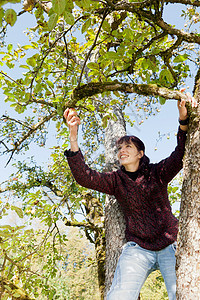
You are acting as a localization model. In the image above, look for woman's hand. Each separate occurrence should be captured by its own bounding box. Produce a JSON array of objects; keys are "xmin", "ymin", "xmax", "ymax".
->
[
  {"xmin": 178, "ymin": 88, "xmax": 197, "ymax": 130},
  {"xmin": 63, "ymin": 108, "xmax": 81, "ymax": 151}
]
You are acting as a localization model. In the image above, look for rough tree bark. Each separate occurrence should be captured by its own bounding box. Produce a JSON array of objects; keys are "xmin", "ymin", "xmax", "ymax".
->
[
  {"xmin": 176, "ymin": 77, "xmax": 200, "ymax": 299},
  {"xmin": 104, "ymin": 103, "xmax": 127, "ymax": 297}
]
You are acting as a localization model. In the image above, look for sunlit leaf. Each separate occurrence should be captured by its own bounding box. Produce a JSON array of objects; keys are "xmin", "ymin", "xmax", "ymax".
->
[
  {"xmin": 48, "ymin": 13, "xmax": 58, "ymax": 31},
  {"xmin": 173, "ymin": 54, "xmax": 188, "ymax": 63},
  {"xmin": 19, "ymin": 64, "xmax": 30, "ymax": 69},
  {"xmin": 0, "ymin": 8, "xmax": 3, "ymax": 26},
  {"xmin": 4, "ymin": 9, "xmax": 17, "ymax": 26},
  {"xmin": 0, "ymin": 0, "xmax": 20, "ymax": 7},
  {"xmin": 26, "ymin": 57, "xmax": 36, "ymax": 67},
  {"xmin": 52, "ymin": 0, "xmax": 66, "ymax": 15},
  {"xmin": 0, "ymin": 225, "xmax": 13, "ymax": 230},
  {"xmin": 159, "ymin": 96, "xmax": 166, "ymax": 105},
  {"xmin": 87, "ymin": 62, "xmax": 99, "ymax": 70},
  {"xmin": 64, "ymin": 11, "xmax": 74, "ymax": 25},
  {"xmin": 81, "ymin": 18, "xmax": 91, "ymax": 34},
  {"xmin": 105, "ymin": 51, "xmax": 119, "ymax": 59},
  {"xmin": 11, "ymin": 206, "xmax": 23, "ymax": 218},
  {"xmin": 65, "ymin": 0, "xmax": 74, "ymax": 12}
]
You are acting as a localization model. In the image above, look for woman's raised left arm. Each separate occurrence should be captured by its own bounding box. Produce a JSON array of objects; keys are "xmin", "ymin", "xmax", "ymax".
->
[{"xmin": 178, "ymin": 88, "xmax": 198, "ymax": 131}]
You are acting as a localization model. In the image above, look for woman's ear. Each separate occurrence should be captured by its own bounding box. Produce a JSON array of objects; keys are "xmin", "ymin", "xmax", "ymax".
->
[{"xmin": 138, "ymin": 150, "xmax": 144, "ymax": 159}]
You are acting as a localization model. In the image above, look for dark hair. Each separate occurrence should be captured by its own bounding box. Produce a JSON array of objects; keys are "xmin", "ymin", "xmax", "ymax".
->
[{"xmin": 116, "ymin": 135, "xmax": 150, "ymax": 176}]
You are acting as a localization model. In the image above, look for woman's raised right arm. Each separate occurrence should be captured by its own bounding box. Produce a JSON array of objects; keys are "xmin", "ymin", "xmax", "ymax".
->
[
  {"xmin": 63, "ymin": 108, "xmax": 80, "ymax": 152},
  {"xmin": 63, "ymin": 108, "xmax": 116, "ymax": 195}
]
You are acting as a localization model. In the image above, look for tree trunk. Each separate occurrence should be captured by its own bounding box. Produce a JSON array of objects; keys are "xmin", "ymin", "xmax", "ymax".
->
[
  {"xmin": 104, "ymin": 104, "xmax": 127, "ymax": 297},
  {"xmin": 95, "ymin": 229, "xmax": 106, "ymax": 299},
  {"xmin": 176, "ymin": 84, "xmax": 200, "ymax": 298}
]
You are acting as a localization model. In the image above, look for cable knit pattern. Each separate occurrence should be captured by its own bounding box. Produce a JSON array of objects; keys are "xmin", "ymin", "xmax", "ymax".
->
[{"xmin": 64, "ymin": 127, "xmax": 187, "ymax": 251}]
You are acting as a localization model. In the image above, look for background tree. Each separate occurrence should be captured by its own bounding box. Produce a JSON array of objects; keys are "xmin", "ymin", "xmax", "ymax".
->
[
  {"xmin": 0, "ymin": 0, "xmax": 199, "ymax": 299},
  {"xmin": 0, "ymin": 204, "xmax": 100, "ymax": 300}
]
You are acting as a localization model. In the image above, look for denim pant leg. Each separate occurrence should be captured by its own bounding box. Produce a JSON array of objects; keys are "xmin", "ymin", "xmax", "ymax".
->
[
  {"xmin": 157, "ymin": 243, "xmax": 177, "ymax": 300},
  {"xmin": 106, "ymin": 242, "xmax": 157, "ymax": 300}
]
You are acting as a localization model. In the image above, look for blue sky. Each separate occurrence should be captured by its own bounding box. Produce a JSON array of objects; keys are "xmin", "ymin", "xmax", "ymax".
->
[{"xmin": 0, "ymin": 2, "xmax": 198, "ymax": 185}]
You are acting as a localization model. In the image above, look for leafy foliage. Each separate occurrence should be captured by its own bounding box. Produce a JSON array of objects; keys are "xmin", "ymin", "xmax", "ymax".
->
[
  {"xmin": 0, "ymin": 0, "xmax": 200, "ymax": 298},
  {"xmin": 0, "ymin": 203, "xmax": 100, "ymax": 299}
]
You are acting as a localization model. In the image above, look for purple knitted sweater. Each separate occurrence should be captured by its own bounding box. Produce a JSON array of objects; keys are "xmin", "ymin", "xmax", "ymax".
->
[{"xmin": 65, "ymin": 127, "xmax": 187, "ymax": 251}]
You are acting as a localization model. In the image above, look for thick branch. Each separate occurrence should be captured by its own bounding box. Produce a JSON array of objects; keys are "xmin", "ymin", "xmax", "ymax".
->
[
  {"xmin": 165, "ymin": 0, "xmax": 200, "ymax": 6},
  {"xmin": 70, "ymin": 81, "xmax": 188, "ymax": 104},
  {"xmin": 22, "ymin": 0, "xmax": 51, "ymax": 14},
  {"xmin": 155, "ymin": 18, "xmax": 200, "ymax": 43},
  {"xmin": 0, "ymin": 186, "xmax": 8, "ymax": 193},
  {"xmin": 37, "ymin": 183, "xmax": 104, "ymax": 230},
  {"xmin": 0, "ymin": 277, "xmax": 35, "ymax": 300},
  {"xmin": 58, "ymin": 194, "xmax": 104, "ymax": 230},
  {"xmin": 160, "ymin": 36, "xmax": 183, "ymax": 59},
  {"xmin": 114, "ymin": 1, "xmax": 200, "ymax": 44},
  {"xmin": 64, "ymin": 218, "xmax": 98, "ymax": 230},
  {"xmin": 40, "ymin": 180, "xmax": 64, "ymax": 197}
]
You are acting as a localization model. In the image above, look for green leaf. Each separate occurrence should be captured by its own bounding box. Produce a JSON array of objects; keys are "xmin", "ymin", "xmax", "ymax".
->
[
  {"xmin": 48, "ymin": 13, "xmax": 58, "ymax": 31},
  {"xmin": 102, "ymin": 115, "xmax": 108, "ymax": 128},
  {"xmin": 0, "ymin": 8, "xmax": 3, "ymax": 27},
  {"xmin": 87, "ymin": 62, "xmax": 99, "ymax": 70},
  {"xmin": 141, "ymin": 59, "xmax": 149, "ymax": 70},
  {"xmin": 81, "ymin": 18, "xmax": 91, "ymax": 34},
  {"xmin": 0, "ymin": 232, "xmax": 10, "ymax": 238},
  {"xmin": 46, "ymin": 80, "xmax": 54, "ymax": 88},
  {"xmin": 26, "ymin": 57, "xmax": 36, "ymax": 67},
  {"xmin": 173, "ymin": 54, "xmax": 188, "ymax": 63},
  {"xmin": 12, "ymin": 292, "xmax": 21, "ymax": 298},
  {"xmin": 0, "ymin": 225, "xmax": 13, "ymax": 230},
  {"xmin": 164, "ymin": 69, "xmax": 174, "ymax": 83},
  {"xmin": 123, "ymin": 28, "xmax": 134, "ymax": 40},
  {"xmin": 64, "ymin": 11, "xmax": 74, "ymax": 25},
  {"xmin": 71, "ymin": 76, "xmax": 77, "ymax": 86},
  {"xmin": 159, "ymin": 96, "xmax": 166, "ymax": 105},
  {"xmin": 19, "ymin": 64, "xmax": 30, "ymax": 69},
  {"xmin": 159, "ymin": 69, "xmax": 174, "ymax": 84},
  {"xmin": 75, "ymin": 0, "xmax": 91, "ymax": 9},
  {"xmin": 0, "ymin": 0, "xmax": 20, "ymax": 7},
  {"xmin": 102, "ymin": 20, "xmax": 110, "ymax": 32},
  {"xmin": 65, "ymin": 0, "xmax": 74, "ymax": 12},
  {"xmin": 4, "ymin": 9, "xmax": 17, "ymax": 26},
  {"xmin": 22, "ymin": 45, "xmax": 34, "ymax": 50},
  {"xmin": 105, "ymin": 51, "xmax": 119, "ymax": 59},
  {"xmin": 11, "ymin": 206, "xmax": 23, "ymax": 218},
  {"xmin": 52, "ymin": 0, "xmax": 66, "ymax": 15},
  {"xmin": 34, "ymin": 83, "xmax": 42, "ymax": 93},
  {"xmin": 172, "ymin": 187, "xmax": 179, "ymax": 193},
  {"xmin": 7, "ymin": 44, "xmax": 13, "ymax": 52}
]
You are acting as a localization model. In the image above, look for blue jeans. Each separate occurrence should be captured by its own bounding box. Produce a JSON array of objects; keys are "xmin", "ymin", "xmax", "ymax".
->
[{"xmin": 107, "ymin": 241, "xmax": 177, "ymax": 300}]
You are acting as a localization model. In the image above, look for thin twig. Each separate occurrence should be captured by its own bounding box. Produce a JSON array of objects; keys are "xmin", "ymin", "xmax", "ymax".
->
[
  {"xmin": 1, "ymin": 115, "xmax": 32, "ymax": 130},
  {"xmin": 5, "ymin": 111, "xmax": 56, "ymax": 166},
  {"xmin": 29, "ymin": 16, "xmax": 84, "ymax": 100},
  {"xmin": 77, "ymin": 10, "xmax": 108, "ymax": 87}
]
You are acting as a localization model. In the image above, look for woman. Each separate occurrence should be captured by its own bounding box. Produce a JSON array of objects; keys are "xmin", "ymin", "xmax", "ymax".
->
[{"xmin": 63, "ymin": 92, "xmax": 197, "ymax": 300}]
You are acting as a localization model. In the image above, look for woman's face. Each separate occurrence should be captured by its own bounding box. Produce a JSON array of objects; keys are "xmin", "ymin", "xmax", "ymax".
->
[{"xmin": 117, "ymin": 142, "xmax": 144, "ymax": 172}]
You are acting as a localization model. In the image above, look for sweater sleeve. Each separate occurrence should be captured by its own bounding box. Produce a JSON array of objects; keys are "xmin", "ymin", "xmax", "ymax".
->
[
  {"xmin": 155, "ymin": 127, "xmax": 187, "ymax": 184},
  {"xmin": 64, "ymin": 149, "xmax": 116, "ymax": 195}
]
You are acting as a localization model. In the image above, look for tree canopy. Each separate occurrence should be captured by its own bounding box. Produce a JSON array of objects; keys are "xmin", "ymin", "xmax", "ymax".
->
[{"xmin": 0, "ymin": 0, "xmax": 199, "ymax": 299}]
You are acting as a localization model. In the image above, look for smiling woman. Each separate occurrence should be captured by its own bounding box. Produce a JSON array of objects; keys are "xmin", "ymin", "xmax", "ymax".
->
[
  {"xmin": 116, "ymin": 136, "xmax": 145, "ymax": 172},
  {"xmin": 63, "ymin": 91, "xmax": 198, "ymax": 300}
]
